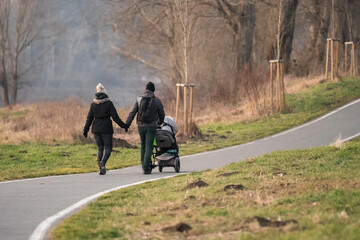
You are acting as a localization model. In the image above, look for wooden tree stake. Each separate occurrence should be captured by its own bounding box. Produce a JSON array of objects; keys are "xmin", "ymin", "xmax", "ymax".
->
[
  {"xmin": 189, "ymin": 86, "xmax": 194, "ymax": 133},
  {"xmin": 269, "ymin": 59, "xmax": 285, "ymax": 112},
  {"xmin": 270, "ymin": 62, "xmax": 274, "ymax": 110},
  {"xmin": 345, "ymin": 42, "xmax": 356, "ymax": 76},
  {"xmin": 175, "ymin": 85, "xmax": 180, "ymax": 122},
  {"xmin": 176, "ymin": 83, "xmax": 196, "ymax": 135},
  {"xmin": 325, "ymin": 38, "xmax": 340, "ymax": 81},
  {"xmin": 325, "ymin": 39, "xmax": 330, "ymax": 79}
]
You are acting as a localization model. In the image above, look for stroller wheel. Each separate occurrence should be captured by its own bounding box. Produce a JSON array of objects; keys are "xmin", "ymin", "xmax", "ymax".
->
[
  {"xmin": 159, "ymin": 165, "xmax": 163, "ymax": 172},
  {"xmin": 174, "ymin": 158, "xmax": 180, "ymax": 173}
]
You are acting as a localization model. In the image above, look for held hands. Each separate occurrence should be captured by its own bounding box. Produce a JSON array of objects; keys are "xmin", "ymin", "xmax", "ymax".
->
[{"xmin": 124, "ymin": 124, "xmax": 129, "ymax": 132}]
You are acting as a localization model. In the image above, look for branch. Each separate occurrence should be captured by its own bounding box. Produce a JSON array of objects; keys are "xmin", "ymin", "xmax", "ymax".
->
[
  {"xmin": 110, "ymin": 44, "xmax": 170, "ymax": 77},
  {"xmin": 133, "ymin": 0, "xmax": 169, "ymax": 39}
]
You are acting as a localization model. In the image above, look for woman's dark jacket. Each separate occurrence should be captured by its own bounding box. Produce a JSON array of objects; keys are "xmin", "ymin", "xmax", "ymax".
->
[{"xmin": 83, "ymin": 93, "xmax": 126, "ymax": 134}]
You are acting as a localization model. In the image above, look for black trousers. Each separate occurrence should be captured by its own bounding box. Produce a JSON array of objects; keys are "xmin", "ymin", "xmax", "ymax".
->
[{"xmin": 93, "ymin": 133, "xmax": 113, "ymax": 166}]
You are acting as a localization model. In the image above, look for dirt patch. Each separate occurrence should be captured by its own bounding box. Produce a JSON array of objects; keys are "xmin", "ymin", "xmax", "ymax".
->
[
  {"xmin": 143, "ymin": 221, "xmax": 151, "ymax": 225},
  {"xmin": 223, "ymin": 184, "xmax": 246, "ymax": 191},
  {"xmin": 113, "ymin": 138, "xmax": 137, "ymax": 149},
  {"xmin": 19, "ymin": 150, "xmax": 27, "ymax": 153},
  {"xmin": 218, "ymin": 171, "xmax": 241, "ymax": 177},
  {"xmin": 187, "ymin": 195, "xmax": 196, "ymax": 200},
  {"xmin": 60, "ymin": 152, "xmax": 71, "ymax": 157},
  {"xmin": 254, "ymin": 216, "xmax": 297, "ymax": 228},
  {"xmin": 183, "ymin": 179, "xmax": 209, "ymax": 190},
  {"xmin": 177, "ymin": 123, "xmax": 205, "ymax": 143},
  {"xmin": 162, "ymin": 222, "xmax": 192, "ymax": 233},
  {"xmin": 171, "ymin": 204, "xmax": 188, "ymax": 211},
  {"xmin": 125, "ymin": 212, "xmax": 135, "ymax": 216}
]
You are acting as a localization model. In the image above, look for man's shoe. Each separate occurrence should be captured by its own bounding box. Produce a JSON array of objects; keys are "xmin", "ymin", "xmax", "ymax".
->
[{"xmin": 143, "ymin": 170, "xmax": 151, "ymax": 175}]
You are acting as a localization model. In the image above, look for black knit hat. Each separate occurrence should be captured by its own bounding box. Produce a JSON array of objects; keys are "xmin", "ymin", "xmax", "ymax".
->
[{"xmin": 146, "ymin": 81, "xmax": 155, "ymax": 92}]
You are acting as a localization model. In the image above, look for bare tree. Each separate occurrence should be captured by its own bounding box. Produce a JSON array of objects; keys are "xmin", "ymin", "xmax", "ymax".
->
[
  {"xmin": 0, "ymin": 0, "xmax": 10, "ymax": 106},
  {"xmin": 8, "ymin": 0, "xmax": 46, "ymax": 104},
  {"xmin": 0, "ymin": 0, "xmax": 48, "ymax": 106},
  {"xmin": 266, "ymin": 0, "xmax": 298, "ymax": 71},
  {"xmin": 204, "ymin": 0, "xmax": 256, "ymax": 72},
  {"xmin": 102, "ymin": 0, "xmax": 203, "ymax": 91}
]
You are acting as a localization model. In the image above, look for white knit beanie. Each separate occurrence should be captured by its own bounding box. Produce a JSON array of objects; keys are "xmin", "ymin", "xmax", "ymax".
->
[{"xmin": 96, "ymin": 83, "xmax": 107, "ymax": 94}]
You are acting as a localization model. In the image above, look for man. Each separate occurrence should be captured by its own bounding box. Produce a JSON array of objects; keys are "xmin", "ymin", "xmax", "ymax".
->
[{"xmin": 126, "ymin": 82, "xmax": 165, "ymax": 174}]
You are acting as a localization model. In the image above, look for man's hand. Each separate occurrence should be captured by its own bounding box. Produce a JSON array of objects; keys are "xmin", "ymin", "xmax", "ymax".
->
[
  {"xmin": 83, "ymin": 131, "xmax": 88, "ymax": 138},
  {"xmin": 124, "ymin": 124, "xmax": 129, "ymax": 132}
]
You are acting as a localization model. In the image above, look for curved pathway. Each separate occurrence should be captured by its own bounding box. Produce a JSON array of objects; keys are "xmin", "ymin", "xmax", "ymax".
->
[{"xmin": 1, "ymin": 99, "xmax": 360, "ymax": 240}]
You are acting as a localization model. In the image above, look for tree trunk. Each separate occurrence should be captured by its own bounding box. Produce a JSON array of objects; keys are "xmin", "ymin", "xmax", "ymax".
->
[
  {"xmin": 11, "ymin": 75, "xmax": 18, "ymax": 105},
  {"xmin": 314, "ymin": 0, "xmax": 331, "ymax": 66},
  {"xmin": 233, "ymin": 1, "xmax": 255, "ymax": 72},
  {"xmin": 237, "ymin": 2, "xmax": 255, "ymax": 71},
  {"xmin": 0, "ymin": 47, "xmax": 9, "ymax": 106},
  {"xmin": 0, "ymin": 72, "xmax": 10, "ymax": 106},
  {"xmin": 280, "ymin": 0, "xmax": 299, "ymax": 72}
]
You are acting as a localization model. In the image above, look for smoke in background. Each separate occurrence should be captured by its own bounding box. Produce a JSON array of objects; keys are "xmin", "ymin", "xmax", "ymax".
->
[{"xmin": 9, "ymin": 0, "xmax": 156, "ymax": 108}]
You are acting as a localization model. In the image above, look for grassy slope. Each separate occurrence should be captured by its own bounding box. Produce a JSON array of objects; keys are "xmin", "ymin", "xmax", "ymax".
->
[
  {"xmin": 0, "ymin": 144, "xmax": 139, "ymax": 180},
  {"xmin": 51, "ymin": 139, "xmax": 360, "ymax": 240},
  {"xmin": 1, "ymin": 77, "xmax": 360, "ymax": 181}
]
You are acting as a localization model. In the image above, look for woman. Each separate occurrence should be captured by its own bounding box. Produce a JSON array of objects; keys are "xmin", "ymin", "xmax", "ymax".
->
[{"xmin": 83, "ymin": 83, "xmax": 127, "ymax": 175}]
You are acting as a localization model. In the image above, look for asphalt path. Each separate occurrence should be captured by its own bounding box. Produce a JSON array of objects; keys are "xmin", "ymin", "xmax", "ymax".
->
[{"xmin": 1, "ymin": 99, "xmax": 360, "ymax": 240}]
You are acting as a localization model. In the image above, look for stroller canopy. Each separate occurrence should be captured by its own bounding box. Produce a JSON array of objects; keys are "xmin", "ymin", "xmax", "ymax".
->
[{"xmin": 161, "ymin": 116, "xmax": 178, "ymax": 134}]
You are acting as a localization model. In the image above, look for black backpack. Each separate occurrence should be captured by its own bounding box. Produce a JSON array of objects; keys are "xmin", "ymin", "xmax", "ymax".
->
[{"xmin": 138, "ymin": 97, "xmax": 156, "ymax": 123}]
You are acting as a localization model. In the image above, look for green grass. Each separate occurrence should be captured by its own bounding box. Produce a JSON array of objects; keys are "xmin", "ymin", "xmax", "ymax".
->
[
  {"xmin": 0, "ymin": 144, "xmax": 139, "ymax": 181},
  {"xmin": 1, "ymin": 77, "xmax": 360, "ymax": 181},
  {"xmin": 194, "ymin": 77, "xmax": 360, "ymax": 153},
  {"xmin": 50, "ymin": 139, "xmax": 360, "ymax": 240},
  {"xmin": 0, "ymin": 108, "xmax": 29, "ymax": 117}
]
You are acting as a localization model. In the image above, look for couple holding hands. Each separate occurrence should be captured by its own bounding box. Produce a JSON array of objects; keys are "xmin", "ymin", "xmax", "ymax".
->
[{"xmin": 83, "ymin": 82, "xmax": 165, "ymax": 175}]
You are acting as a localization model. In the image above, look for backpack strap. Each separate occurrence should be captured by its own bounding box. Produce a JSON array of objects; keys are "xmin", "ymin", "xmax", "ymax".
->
[{"xmin": 136, "ymin": 97, "xmax": 142, "ymax": 107}]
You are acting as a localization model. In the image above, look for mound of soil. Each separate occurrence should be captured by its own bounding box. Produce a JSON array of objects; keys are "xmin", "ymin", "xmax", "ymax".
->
[
  {"xmin": 218, "ymin": 171, "xmax": 241, "ymax": 177},
  {"xmin": 78, "ymin": 136, "xmax": 137, "ymax": 149},
  {"xmin": 162, "ymin": 222, "xmax": 192, "ymax": 232},
  {"xmin": 254, "ymin": 216, "xmax": 297, "ymax": 227},
  {"xmin": 183, "ymin": 179, "xmax": 209, "ymax": 190},
  {"xmin": 176, "ymin": 123, "xmax": 205, "ymax": 143},
  {"xmin": 113, "ymin": 138, "xmax": 138, "ymax": 149},
  {"xmin": 187, "ymin": 195, "xmax": 196, "ymax": 200},
  {"xmin": 223, "ymin": 184, "xmax": 246, "ymax": 191}
]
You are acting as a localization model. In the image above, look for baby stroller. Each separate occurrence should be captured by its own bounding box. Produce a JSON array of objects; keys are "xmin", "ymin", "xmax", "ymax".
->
[{"xmin": 151, "ymin": 116, "xmax": 180, "ymax": 173}]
